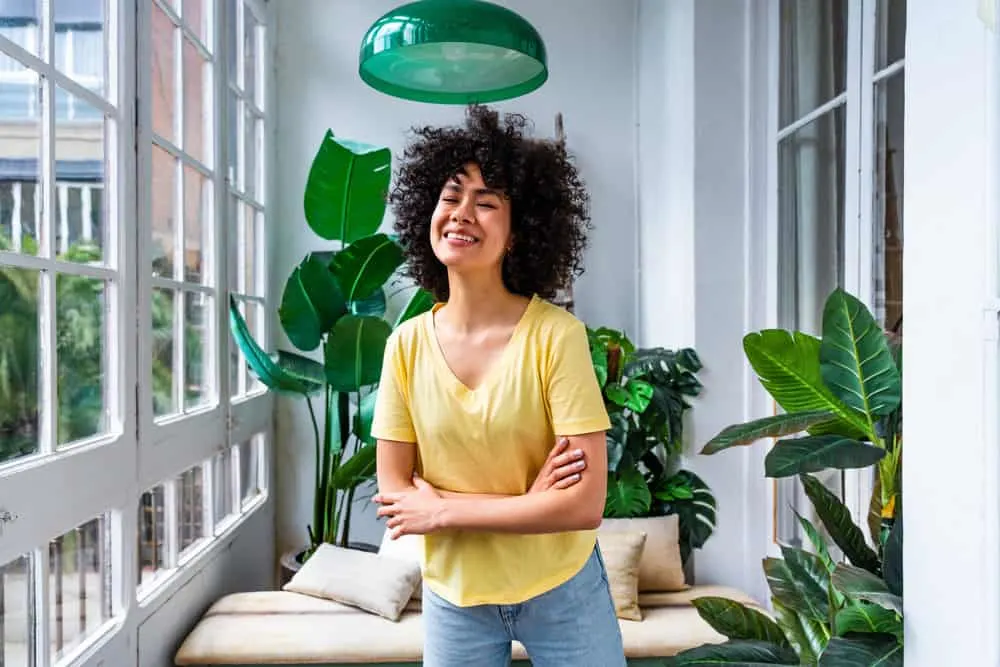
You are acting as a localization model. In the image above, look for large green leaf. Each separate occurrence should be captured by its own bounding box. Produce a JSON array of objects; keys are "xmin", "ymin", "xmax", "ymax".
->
[
  {"xmin": 793, "ymin": 510, "xmax": 835, "ymax": 574},
  {"xmin": 743, "ymin": 330, "xmax": 871, "ymax": 439},
  {"xmin": 881, "ymin": 506, "xmax": 902, "ymax": 596},
  {"xmin": 818, "ymin": 636, "xmax": 902, "ymax": 667},
  {"xmin": 691, "ymin": 597, "xmax": 789, "ymax": 647},
  {"xmin": 820, "ymin": 289, "xmax": 901, "ymax": 419},
  {"xmin": 276, "ymin": 351, "xmax": 326, "ymax": 386},
  {"xmin": 303, "ymin": 131, "xmax": 391, "ymax": 243},
  {"xmin": 604, "ymin": 468, "xmax": 651, "ymax": 518},
  {"xmin": 663, "ymin": 640, "xmax": 799, "ymax": 666},
  {"xmin": 800, "ymin": 473, "xmax": 882, "ymax": 575},
  {"xmin": 659, "ymin": 470, "xmax": 717, "ymax": 562},
  {"xmin": 763, "ymin": 552, "xmax": 829, "ymax": 622},
  {"xmin": 834, "ymin": 602, "xmax": 902, "ymax": 640},
  {"xmin": 702, "ymin": 411, "xmax": 835, "ymax": 455},
  {"xmin": 330, "ymin": 233, "xmax": 404, "ymax": 303},
  {"xmin": 353, "ymin": 389, "xmax": 378, "ymax": 445},
  {"xmin": 331, "ymin": 442, "xmax": 377, "ymax": 489},
  {"xmin": 605, "ymin": 412, "xmax": 628, "ymax": 472},
  {"xmin": 832, "ymin": 564, "xmax": 902, "ymax": 614},
  {"xmin": 394, "ymin": 288, "xmax": 435, "ymax": 328},
  {"xmin": 588, "ymin": 331, "xmax": 609, "ymax": 388},
  {"xmin": 605, "ymin": 379, "xmax": 653, "ymax": 413},
  {"xmin": 780, "ymin": 546, "xmax": 833, "ymax": 614},
  {"xmin": 324, "ymin": 315, "xmax": 392, "ymax": 392},
  {"xmin": 228, "ymin": 296, "xmax": 323, "ymax": 395},
  {"xmin": 771, "ymin": 598, "xmax": 827, "ymax": 664},
  {"xmin": 765, "ymin": 436, "xmax": 886, "ymax": 478},
  {"xmin": 350, "ymin": 288, "xmax": 386, "ymax": 318},
  {"xmin": 278, "ymin": 255, "xmax": 347, "ymax": 351}
]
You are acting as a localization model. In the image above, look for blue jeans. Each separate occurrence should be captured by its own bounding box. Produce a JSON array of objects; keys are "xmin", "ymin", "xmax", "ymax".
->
[{"xmin": 422, "ymin": 546, "xmax": 627, "ymax": 667}]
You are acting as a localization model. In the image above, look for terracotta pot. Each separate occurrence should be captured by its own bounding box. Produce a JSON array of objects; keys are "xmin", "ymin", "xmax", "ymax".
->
[{"xmin": 279, "ymin": 542, "xmax": 379, "ymax": 587}]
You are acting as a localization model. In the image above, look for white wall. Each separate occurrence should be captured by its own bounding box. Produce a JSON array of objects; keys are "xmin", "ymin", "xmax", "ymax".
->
[
  {"xmin": 271, "ymin": 0, "xmax": 640, "ymax": 557},
  {"xmin": 637, "ymin": 0, "xmax": 770, "ymax": 603}
]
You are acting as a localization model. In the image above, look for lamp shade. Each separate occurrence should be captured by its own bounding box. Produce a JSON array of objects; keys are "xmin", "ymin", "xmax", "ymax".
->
[{"xmin": 359, "ymin": 0, "xmax": 548, "ymax": 104}]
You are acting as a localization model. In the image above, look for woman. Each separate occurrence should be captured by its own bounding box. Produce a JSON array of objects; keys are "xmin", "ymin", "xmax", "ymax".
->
[{"xmin": 372, "ymin": 106, "xmax": 626, "ymax": 667}]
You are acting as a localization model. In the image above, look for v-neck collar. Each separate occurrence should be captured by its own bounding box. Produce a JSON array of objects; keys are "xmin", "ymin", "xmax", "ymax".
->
[{"xmin": 425, "ymin": 295, "xmax": 539, "ymax": 395}]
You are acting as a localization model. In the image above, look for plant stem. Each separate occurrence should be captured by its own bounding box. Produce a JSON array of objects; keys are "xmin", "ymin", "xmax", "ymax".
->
[
  {"xmin": 336, "ymin": 392, "xmax": 352, "ymax": 545},
  {"xmin": 322, "ymin": 386, "xmax": 338, "ymax": 542},
  {"xmin": 305, "ymin": 395, "xmax": 322, "ymax": 551}
]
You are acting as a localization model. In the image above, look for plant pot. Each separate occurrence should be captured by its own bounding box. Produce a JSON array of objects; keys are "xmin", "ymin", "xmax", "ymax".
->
[{"xmin": 279, "ymin": 541, "xmax": 380, "ymax": 587}]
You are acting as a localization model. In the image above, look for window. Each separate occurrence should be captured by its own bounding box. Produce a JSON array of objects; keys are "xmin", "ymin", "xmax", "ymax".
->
[
  {"xmin": 0, "ymin": 0, "xmax": 271, "ymax": 663},
  {"xmin": 772, "ymin": 0, "xmax": 905, "ymax": 548}
]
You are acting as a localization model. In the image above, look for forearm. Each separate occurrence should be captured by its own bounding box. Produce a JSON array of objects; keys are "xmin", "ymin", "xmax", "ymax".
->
[
  {"xmin": 438, "ymin": 487, "xmax": 602, "ymax": 534},
  {"xmin": 439, "ymin": 489, "xmax": 511, "ymax": 501}
]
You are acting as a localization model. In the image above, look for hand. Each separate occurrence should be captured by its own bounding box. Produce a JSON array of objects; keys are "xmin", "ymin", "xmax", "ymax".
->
[
  {"xmin": 374, "ymin": 477, "xmax": 446, "ymax": 539},
  {"xmin": 529, "ymin": 437, "xmax": 587, "ymax": 494}
]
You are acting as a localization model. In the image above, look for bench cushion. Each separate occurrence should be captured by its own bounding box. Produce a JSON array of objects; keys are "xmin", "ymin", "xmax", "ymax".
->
[{"xmin": 175, "ymin": 586, "xmax": 757, "ymax": 665}]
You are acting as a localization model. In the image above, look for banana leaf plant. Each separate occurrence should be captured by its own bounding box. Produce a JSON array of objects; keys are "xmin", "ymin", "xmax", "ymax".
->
[
  {"xmin": 665, "ymin": 289, "xmax": 903, "ymax": 666},
  {"xmin": 588, "ymin": 327, "xmax": 716, "ymax": 563},
  {"xmin": 229, "ymin": 131, "xmax": 433, "ymax": 559}
]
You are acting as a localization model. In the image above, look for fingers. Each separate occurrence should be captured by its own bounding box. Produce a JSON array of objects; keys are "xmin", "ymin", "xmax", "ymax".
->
[
  {"xmin": 552, "ymin": 457, "xmax": 586, "ymax": 481},
  {"xmin": 376, "ymin": 504, "xmax": 401, "ymax": 519},
  {"xmin": 551, "ymin": 448, "xmax": 586, "ymax": 470},
  {"xmin": 547, "ymin": 437, "xmax": 570, "ymax": 460},
  {"xmin": 412, "ymin": 476, "xmax": 432, "ymax": 491},
  {"xmin": 553, "ymin": 472, "xmax": 583, "ymax": 489}
]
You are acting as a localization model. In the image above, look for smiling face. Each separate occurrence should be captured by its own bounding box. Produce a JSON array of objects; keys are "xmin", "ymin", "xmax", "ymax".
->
[{"xmin": 430, "ymin": 163, "xmax": 512, "ymax": 277}]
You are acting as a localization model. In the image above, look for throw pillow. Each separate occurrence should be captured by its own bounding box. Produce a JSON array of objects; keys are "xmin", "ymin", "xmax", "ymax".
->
[
  {"xmin": 378, "ymin": 530, "xmax": 424, "ymax": 599},
  {"xmin": 282, "ymin": 544, "xmax": 420, "ymax": 621},
  {"xmin": 599, "ymin": 515, "xmax": 687, "ymax": 591},
  {"xmin": 596, "ymin": 531, "xmax": 647, "ymax": 621}
]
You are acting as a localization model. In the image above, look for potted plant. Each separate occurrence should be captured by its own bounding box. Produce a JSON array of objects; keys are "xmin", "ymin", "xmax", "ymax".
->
[
  {"xmin": 588, "ymin": 326, "xmax": 716, "ymax": 565},
  {"xmin": 229, "ymin": 131, "xmax": 433, "ymax": 581},
  {"xmin": 665, "ymin": 289, "xmax": 903, "ymax": 665}
]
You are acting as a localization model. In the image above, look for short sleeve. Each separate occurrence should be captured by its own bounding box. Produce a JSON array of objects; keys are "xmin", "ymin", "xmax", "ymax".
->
[
  {"xmin": 546, "ymin": 321, "xmax": 612, "ymax": 435},
  {"xmin": 371, "ymin": 331, "xmax": 417, "ymax": 443}
]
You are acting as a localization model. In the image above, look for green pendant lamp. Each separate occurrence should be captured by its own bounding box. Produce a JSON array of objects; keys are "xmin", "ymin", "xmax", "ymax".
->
[{"xmin": 359, "ymin": 0, "xmax": 548, "ymax": 104}]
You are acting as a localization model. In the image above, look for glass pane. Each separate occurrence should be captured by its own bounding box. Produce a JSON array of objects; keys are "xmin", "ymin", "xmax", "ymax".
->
[
  {"xmin": 184, "ymin": 0, "xmax": 210, "ymax": 49},
  {"xmin": 0, "ymin": 267, "xmax": 39, "ymax": 464},
  {"xmin": 213, "ymin": 449, "xmax": 234, "ymax": 530},
  {"xmin": 239, "ymin": 436, "xmax": 261, "ymax": 504},
  {"xmin": 243, "ymin": 105, "xmax": 257, "ymax": 198},
  {"xmin": 1, "ymin": 554, "xmax": 33, "ymax": 667},
  {"xmin": 242, "ymin": 203, "xmax": 258, "ymax": 294},
  {"xmin": 56, "ymin": 275, "xmax": 108, "ymax": 446},
  {"xmin": 872, "ymin": 72, "xmax": 904, "ymax": 332},
  {"xmin": 777, "ymin": 107, "xmax": 846, "ymax": 334},
  {"xmin": 227, "ymin": 93, "xmax": 238, "ymax": 187},
  {"xmin": 151, "ymin": 145, "xmax": 177, "ymax": 278},
  {"xmin": 244, "ymin": 300, "xmax": 262, "ymax": 392},
  {"xmin": 55, "ymin": 87, "xmax": 106, "ymax": 263},
  {"xmin": 0, "ymin": 15, "xmax": 41, "ymax": 58},
  {"xmin": 182, "ymin": 36, "xmax": 211, "ymax": 166},
  {"xmin": 178, "ymin": 465, "xmax": 206, "ymax": 552},
  {"xmin": 779, "ymin": 0, "xmax": 847, "ymax": 127},
  {"xmin": 876, "ymin": 0, "xmax": 906, "ymax": 71},
  {"xmin": 183, "ymin": 166, "xmax": 209, "ymax": 283},
  {"xmin": 151, "ymin": 1, "xmax": 177, "ymax": 143},
  {"xmin": 138, "ymin": 485, "xmax": 168, "ymax": 587},
  {"xmin": 0, "ymin": 55, "xmax": 41, "ymax": 253},
  {"xmin": 48, "ymin": 514, "xmax": 113, "ymax": 664},
  {"xmin": 243, "ymin": 6, "xmax": 258, "ymax": 105},
  {"xmin": 152, "ymin": 287, "xmax": 176, "ymax": 417},
  {"xmin": 184, "ymin": 290, "xmax": 211, "ymax": 409},
  {"xmin": 227, "ymin": 0, "xmax": 238, "ymax": 84},
  {"xmin": 53, "ymin": 3, "xmax": 106, "ymax": 96}
]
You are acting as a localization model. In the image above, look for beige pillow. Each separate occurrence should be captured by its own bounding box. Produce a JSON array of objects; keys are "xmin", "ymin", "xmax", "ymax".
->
[
  {"xmin": 596, "ymin": 531, "xmax": 646, "ymax": 621},
  {"xmin": 599, "ymin": 515, "xmax": 687, "ymax": 592},
  {"xmin": 378, "ymin": 530, "xmax": 423, "ymax": 599},
  {"xmin": 282, "ymin": 544, "xmax": 420, "ymax": 621}
]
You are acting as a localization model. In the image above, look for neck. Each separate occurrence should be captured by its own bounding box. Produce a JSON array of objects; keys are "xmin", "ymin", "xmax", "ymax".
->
[{"xmin": 441, "ymin": 269, "xmax": 525, "ymax": 331}]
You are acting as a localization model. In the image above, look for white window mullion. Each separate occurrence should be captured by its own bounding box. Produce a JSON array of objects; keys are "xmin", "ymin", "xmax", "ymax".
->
[
  {"xmin": 81, "ymin": 186, "xmax": 94, "ymax": 241},
  {"xmin": 39, "ymin": 1, "xmax": 58, "ymax": 454},
  {"xmin": 57, "ymin": 184, "xmax": 69, "ymax": 254},
  {"xmin": 163, "ymin": 477, "xmax": 180, "ymax": 569},
  {"xmin": 11, "ymin": 181, "xmax": 23, "ymax": 252},
  {"xmin": 34, "ymin": 545, "xmax": 51, "ymax": 667}
]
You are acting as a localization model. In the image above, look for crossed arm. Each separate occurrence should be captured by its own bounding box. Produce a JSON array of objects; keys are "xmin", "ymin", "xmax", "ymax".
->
[{"xmin": 375, "ymin": 431, "xmax": 607, "ymax": 539}]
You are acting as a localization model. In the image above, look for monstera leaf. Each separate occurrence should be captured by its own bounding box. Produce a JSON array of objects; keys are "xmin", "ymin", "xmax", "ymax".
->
[
  {"xmin": 604, "ymin": 467, "xmax": 652, "ymax": 518},
  {"xmin": 658, "ymin": 470, "xmax": 717, "ymax": 562},
  {"xmin": 820, "ymin": 289, "xmax": 901, "ymax": 420},
  {"xmin": 304, "ymin": 131, "xmax": 391, "ymax": 243},
  {"xmin": 743, "ymin": 330, "xmax": 871, "ymax": 439}
]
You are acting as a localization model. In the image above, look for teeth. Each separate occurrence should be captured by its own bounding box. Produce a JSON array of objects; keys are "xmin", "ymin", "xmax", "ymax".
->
[{"xmin": 446, "ymin": 232, "xmax": 476, "ymax": 243}]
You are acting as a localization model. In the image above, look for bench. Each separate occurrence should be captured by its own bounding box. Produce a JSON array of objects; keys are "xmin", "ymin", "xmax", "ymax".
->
[{"xmin": 174, "ymin": 584, "xmax": 758, "ymax": 666}]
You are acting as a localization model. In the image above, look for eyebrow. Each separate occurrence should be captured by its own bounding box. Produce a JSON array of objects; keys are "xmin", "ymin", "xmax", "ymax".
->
[{"xmin": 443, "ymin": 181, "xmax": 503, "ymax": 198}]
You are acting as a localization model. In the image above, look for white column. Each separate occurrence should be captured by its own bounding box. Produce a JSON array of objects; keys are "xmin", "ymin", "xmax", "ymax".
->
[
  {"xmin": 81, "ymin": 186, "xmax": 93, "ymax": 242},
  {"xmin": 58, "ymin": 184, "xmax": 69, "ymax": 254},
  {"xmin": 903, "ymin": 4, "xmax": 999, "ymax": 666}
]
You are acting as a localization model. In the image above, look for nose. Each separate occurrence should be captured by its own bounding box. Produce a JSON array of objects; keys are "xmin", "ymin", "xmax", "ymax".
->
[{"xmin": 450, "ymin": 196, "xmax": 475, "ymax": 224}]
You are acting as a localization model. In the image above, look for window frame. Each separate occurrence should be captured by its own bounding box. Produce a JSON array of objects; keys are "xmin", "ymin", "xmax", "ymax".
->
[{"xmin": 764, "ymin": 0, "xmax": 905, "ymax": 551}]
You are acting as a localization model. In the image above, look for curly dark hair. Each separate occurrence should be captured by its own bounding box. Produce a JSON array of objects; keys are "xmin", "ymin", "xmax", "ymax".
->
[{"xmin": 389, "ymin": 105, "xmax": 591, "ymax": 301}]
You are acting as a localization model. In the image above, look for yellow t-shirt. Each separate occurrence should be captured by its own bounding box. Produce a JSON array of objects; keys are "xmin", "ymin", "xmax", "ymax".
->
[{"xmin": 371, "ymin": 295, "xmax": 611, "ymax": 606}]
